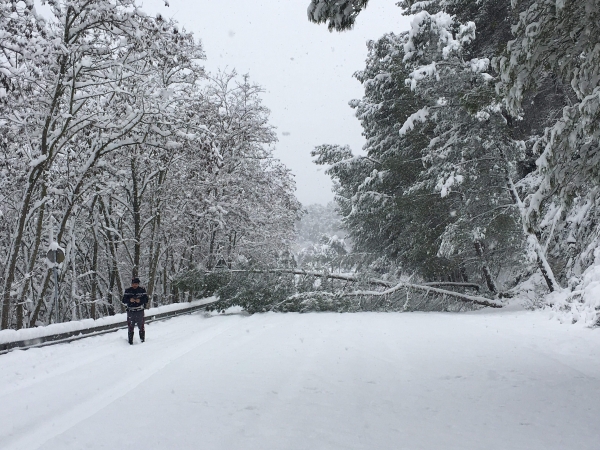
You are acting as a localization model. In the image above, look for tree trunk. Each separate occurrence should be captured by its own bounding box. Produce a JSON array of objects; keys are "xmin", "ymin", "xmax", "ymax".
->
[
  {"xmin": 106, "ymin": 264, "xmax": 116, "ymax": 316},
  {"xmin": 473, "ymin": 240, "xmax": 497, "ymax": 294},
  {"xmin": 28, "ymin": 273, "xmax": 51, "ymax": 328},
  {"xmin": 2, "ymin": 179, "xmax": 42, "ymax": 329},
  {"xmin": 207, "ymin": 228, "xmax": 217, "ymax": 270},
  {"xmin": 70, "ymin": 231, "xmax": 78, "ymax": 321},
  {"xmin": 90, "ymin": 226, "xmax": 99, "ymax": 320},
  {"xmin": 99, "ymin": 196, "xmax": 123, "ymax": 311},
  {"xmin": 504, "ymin": 172, "xmax": 559, "ymax": 292},
  {"xmin": 147, "ymin": 239, "xmax": 161, "ymax": 308},
  {"xmin": 16, "ymin": 196, "xmax": 47, "ymax": 329},
  {"xmin": 163, "ymin": 249, "xmax": 169, "ymax": 303},
  {"xmin": 147, "ymin": 173, "xmax": 165, "ymax": 307},
  {"xmin": 131, "ymin": 157, "xmax": 141, "ymax": 279}
]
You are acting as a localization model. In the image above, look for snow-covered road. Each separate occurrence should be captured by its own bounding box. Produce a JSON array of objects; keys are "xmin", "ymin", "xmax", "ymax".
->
[{"xmin": 2, "ymin": 308, "xmax": 600, "ymax": 450}]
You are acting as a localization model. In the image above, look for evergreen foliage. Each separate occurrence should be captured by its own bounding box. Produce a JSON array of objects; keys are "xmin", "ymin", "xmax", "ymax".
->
[
  {"xmin": 307, "ymin": 0, "xmax": 369, "ymax": 31},
  {"xmin": 307, "ymin": 0, "xmax": 600, "ymax": 306}
]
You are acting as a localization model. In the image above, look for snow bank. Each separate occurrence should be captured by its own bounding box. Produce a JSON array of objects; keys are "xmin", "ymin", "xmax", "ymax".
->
[
  {"xmin": 548, "ymin": 260, "xmax": 600, "ymax": 326},
  {"xmin": 502, "ymin": 260, "xmax": 600, "ymax": 326},
  {"xmin": 4, "ymin": 310, "xmax": 600, "ymax": 449},
  {"xmin": 0, "ymin": 298, "xmax": 215, "ymax": 345}
]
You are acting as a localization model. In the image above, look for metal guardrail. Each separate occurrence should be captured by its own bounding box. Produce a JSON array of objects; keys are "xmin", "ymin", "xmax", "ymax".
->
[{"xmin": 0, "ymin": 300, "xmax": 218, "ymax": 355}]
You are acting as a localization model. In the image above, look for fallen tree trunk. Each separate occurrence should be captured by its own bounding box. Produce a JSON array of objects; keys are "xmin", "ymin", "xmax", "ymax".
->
[
  {"xmin": 221, "ymin": 268, "xmax": 393, "ymax": 285},
  {"xmin": 345, "ymin": 282, "xmax": 503, "ymax": 308},
  {"xmin": 421, "ymin": 281, "xmax": 481, "ymax": 291},
  {"xmin": 222, "ymin": 269, "xmax": 480, "ymax": 289}
]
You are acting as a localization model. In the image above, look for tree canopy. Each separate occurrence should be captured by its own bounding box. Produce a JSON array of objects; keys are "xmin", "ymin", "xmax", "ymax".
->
[{"xmin": 306, "ymin": 0, "xmax": 600, "ymax": 317}]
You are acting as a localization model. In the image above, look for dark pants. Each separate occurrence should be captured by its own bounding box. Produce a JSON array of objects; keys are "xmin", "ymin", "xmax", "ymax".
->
[{"xmin": 127, "ymin": 309, "xmax": 145, "ymax": 341}]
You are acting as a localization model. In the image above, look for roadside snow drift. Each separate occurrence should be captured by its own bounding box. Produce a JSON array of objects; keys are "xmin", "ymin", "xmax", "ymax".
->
[{"xmin": 1, "ymin": 308, "xmax": 600, "ymax": 450}]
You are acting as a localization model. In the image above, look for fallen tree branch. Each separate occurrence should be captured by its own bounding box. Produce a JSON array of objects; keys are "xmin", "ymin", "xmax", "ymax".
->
[
  {"xmin": 422, "ymin": 282, "xmax": 481, "ymax": 291},
  {"xmin": 208, "ymin": 269, "xmax": 499, "ymax": 308},
  {"xmin": 216, "ymin": 268, "xmax": 395, "ymax": 286},
  {"xmin": 219, "ymin": 269, "xmax": 481, "ymax": 290},
  {"xmin": 345, "ymin": 282, "xmax": 503, "ymax": 308}
]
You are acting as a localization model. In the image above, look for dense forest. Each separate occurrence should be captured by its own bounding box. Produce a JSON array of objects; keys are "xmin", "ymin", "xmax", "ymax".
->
[
  {"xmin": 3, "ymin": 2, "xmax": 600, "ymax": 447},
  {"xmin": 0, "ymin": 0, "xmax": 300, "ymax": 329},
  {"xmin": 302, "ymin": 0, "xmax": 600, "ymax": 323},
  {"xmin": 1, "ymin": 0, "xmax": 599, "ymax": 329}
]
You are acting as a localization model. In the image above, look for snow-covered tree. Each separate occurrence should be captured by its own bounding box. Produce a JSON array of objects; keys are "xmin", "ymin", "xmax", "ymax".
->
[
  {"xmin": 499, "ymin": 0, "xmax": 600, "ymax": 284},
  {"xmin": 1, "ymin": 0, "xmax": 187, "ymax": 328},
  {"xmin": 0, "ymin": 1, "xmax": 301, "ymax": 329},
  {"xmin": 308, "ymin": 0, "xmax": 568, "ymax": 296}
]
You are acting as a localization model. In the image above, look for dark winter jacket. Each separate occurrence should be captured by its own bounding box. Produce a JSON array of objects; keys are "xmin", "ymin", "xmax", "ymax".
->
[{"xmin": 122, "ymin": 286, "xmax": 149, "ymax": 310}]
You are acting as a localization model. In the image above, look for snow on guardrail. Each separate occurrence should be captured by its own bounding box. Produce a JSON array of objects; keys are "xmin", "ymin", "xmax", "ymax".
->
[{"xmin": 0, "ymin": 297, "xmax": 217, "ymax": 352}]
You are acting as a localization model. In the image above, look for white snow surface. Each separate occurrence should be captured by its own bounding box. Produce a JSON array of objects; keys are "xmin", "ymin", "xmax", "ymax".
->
[{"xmin": 2, "ymin": 307, "xmax": 600, "ymax": 449}]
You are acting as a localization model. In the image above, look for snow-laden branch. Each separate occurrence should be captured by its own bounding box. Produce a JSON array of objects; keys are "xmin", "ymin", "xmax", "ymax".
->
[
  {"xmin": 208, "ymin": 269, "xmax": 500, "ymax": 308},
  {"xmin": 344, "ymin": 283, "xmax": 502, "ymax": 308}
]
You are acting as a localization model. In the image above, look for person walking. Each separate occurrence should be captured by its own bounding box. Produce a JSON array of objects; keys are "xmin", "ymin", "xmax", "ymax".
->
[{"xmin": 122, "ymin": 277, "xmax": 149, "ymax": 345}]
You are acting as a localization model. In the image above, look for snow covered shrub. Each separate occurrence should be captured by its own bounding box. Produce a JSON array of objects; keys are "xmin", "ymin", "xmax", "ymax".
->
[{"xmin": 548, "ymin": 250, "xmax": 600, "ymax": 327}]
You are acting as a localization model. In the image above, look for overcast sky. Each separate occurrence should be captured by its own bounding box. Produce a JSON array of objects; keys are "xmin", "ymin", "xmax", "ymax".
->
[{"xmin": 143, "ymin": 0, "xmax": 411, "ymax": 205}]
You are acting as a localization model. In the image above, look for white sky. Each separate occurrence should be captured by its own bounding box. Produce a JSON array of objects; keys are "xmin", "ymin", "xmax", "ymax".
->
[{"xmin": 142, "ymin": 0, "xmax": 411, "ymax": 205}]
